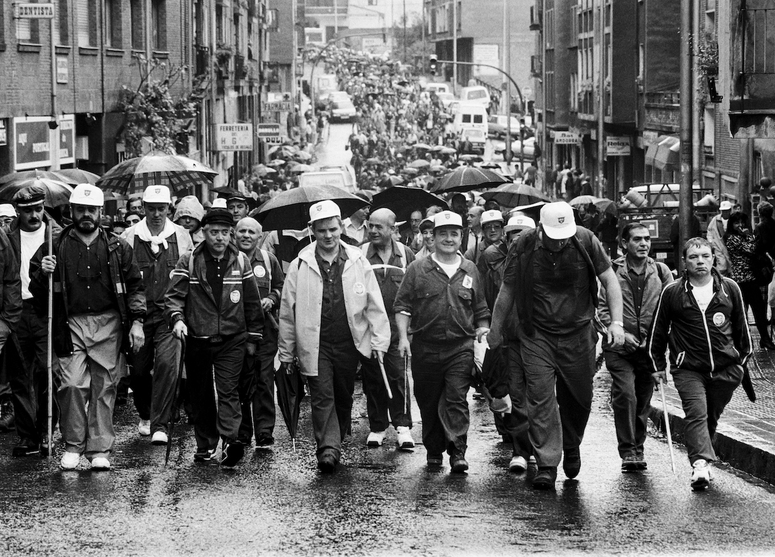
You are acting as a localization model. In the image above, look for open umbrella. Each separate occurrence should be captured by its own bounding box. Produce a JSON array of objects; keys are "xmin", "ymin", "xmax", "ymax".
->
[
  {"xmin": 569, "ymin": 195, "xmax": 617, "ymax": 216},
  {"xmin": 440, "ymin": 147, "xmax": 458, "ymax": 156},
  {"xmin": 378, "ymin": 175, "xmax": 405, "ymax": 188},
  {"xmin": 371, "ymin": 186, "xmax": 448, "ymax": 223},
  {"xmin": 366, "ymin": 157, "xmax": 383, "ymax": 165},
  {"xmin": 290, "ymin": 164, "xmax": 316, "ymax": 173},
  {"xmin": 481, "ymin": 183, "xmax": 550, "ymax": 208},
  {"xmin": 0, "ymin": 169, "xmax": 66, "ymax": 187},
  {"xmin": 256, "ymin": 185, "xmax": 368, "ymax": 231},
  {"xmin": 294, "ymin": 151, "xmax": 313, "ymax": 162},
  {"xmin": 54, "ymin": 168, "xmax": 101, "ymax": 185},
  {"xmin": 413, "ymin": 143, "xmax": 432, "ymax": 151},
  {"xmin": 429, "ymin": 166, "xmax": 509, "ymax": 194},
  {"xmin": 268, "ymin": 159, "xmax": 286, "ymax": 167},
  {"xmin": 430, "ymin": 145, "xmax": 445, "ymax": 152},
  {"xmin": 253, "ymin": 164, "xmax": 277, "ymax": 177},
  {"xmin": 408, "ymin": 159, "xmax": 430, "ymax": 169},
  {"xmin": 0, "ymin": 177, "xmax": 73, "ymax": 207},
  {"xmin": 96, "ymin": 152, "xmax": 217, "ymax": 196},
  {"xmin": 275, "ymin": 360, "xmax": 305, "ymax": 450}
]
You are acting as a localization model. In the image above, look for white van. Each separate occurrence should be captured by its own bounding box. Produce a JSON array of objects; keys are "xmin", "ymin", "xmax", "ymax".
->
[
  {"xmin": 298, "ymin": 170, "xmax": 356, "ymax": 194},
  {"xmin": 424, "ymin": 82, "xmax": 452, "ymax": 95},
  {"xmin": 453, "ymin": 102, "xmax": 488, "ymax": 153},
  {"xmin": 460, "ymin": 86, "xmax": 491, "ymax": 109}
]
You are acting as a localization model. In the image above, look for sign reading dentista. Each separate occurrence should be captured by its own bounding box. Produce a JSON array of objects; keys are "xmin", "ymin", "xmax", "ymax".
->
[{"xmin": 13, "ymin": 3, "xmax": 55, "ymax": 18}]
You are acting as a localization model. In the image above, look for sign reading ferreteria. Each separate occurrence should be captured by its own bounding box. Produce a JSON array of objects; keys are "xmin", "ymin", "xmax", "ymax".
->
[
  {"xmin": 606, "ymin": 136, "xmax": 631, "ymax": 156},
  {"xmin": 13, "ymin": 3, "xmax": 55, "ymax": 18},
  {"xmin": 214, "ymin": 123, "xmax": 253, "ymax": 152}
]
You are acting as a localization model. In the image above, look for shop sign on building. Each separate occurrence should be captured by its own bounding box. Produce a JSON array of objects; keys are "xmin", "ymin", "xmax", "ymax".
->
[
  {"xmin": 214, "ymin": 123, "xmax": 253, "ymax": 151},
  {"xmin": 553, "ymin": 131, "xmax": 581, "ymax": 145},
  {"xmin": 606, "ymin": 136, "xmax": 631, "ymax": 156},
  {"xmin": 13, "ymin": 114, "xmax": 75, "ymax": 170}
]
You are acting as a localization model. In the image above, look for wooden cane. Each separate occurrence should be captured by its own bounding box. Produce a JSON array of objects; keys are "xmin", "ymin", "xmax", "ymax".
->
[
  {"xmin": 46, "ymin": 221, "xmax": 53, "ymax": 456},
  {"xmin": 659, "ymin": 382, "xmax": 677, "ymax": 475}
]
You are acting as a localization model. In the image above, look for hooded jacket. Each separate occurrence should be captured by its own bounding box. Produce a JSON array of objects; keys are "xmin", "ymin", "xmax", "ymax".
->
[
  {"xmin": 277, "ymin": 240, "xmax": 390, "ymax": 376},
  {"xmin": 648, "ymin": 269, "xmax": 752, "ymax": 375}
]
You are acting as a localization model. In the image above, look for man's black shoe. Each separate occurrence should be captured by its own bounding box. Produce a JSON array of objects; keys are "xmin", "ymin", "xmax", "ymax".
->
[
  {"xmin": 12, "ymin": 440, "xmax": 40, "ymax": 457},
  {"xmin": 255, "ymin": 435, "xmax": 274, "ymax": 448},
  {"xmin": 563, "ymin": 447, "xmax": 581, "ymax": 479},
  {"xmin": 220, "ymin": 441, "xmax": 245, "ymax": 468},
  {"xmin": 450, "ymin": 456, "xmax": 469, "ymax": 473},
  {"xmin": 317, "ymin": 453, "xmax": 337, "ymax": 474},
  {"xmin": 532, "ymin": 467, "xmax": 557, "ymax": 490},
  {"xmin": 194, "ymin": 448, "xmax": 216, "ymax": 462}
]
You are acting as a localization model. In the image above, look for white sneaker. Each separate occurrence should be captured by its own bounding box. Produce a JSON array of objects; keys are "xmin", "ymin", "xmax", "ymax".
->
[
  {"xmin": 138, "ymin": 419, "xmax": 151, "ymax": 436},
  {"xmin": 528, "ymin": 456, "xmax": 537, "ymax": 466},
  {"xmin": 396, "ymin": 426, "xmax": 415, "ymax": 450},
  {"xmin": 152, "ymin": 431, "xmax": 168, "ymax": 445},
  {"xmin": 509, "ymin": 455, "xmax": 528, "ymax": 473},
  {"xmin": 91, "ymin": 457, "xmax": 111, "ymax": 471},
  {"xmin": 690, "ymin": 459, "xmax": 711, "ymax": 490},
  {"xmin": 366, "ymin": 430, "xmax": 387, "ymax": 447},
  {"xmin": 60, "ymin": 451, "xmax": 80, "ymax": 470}
]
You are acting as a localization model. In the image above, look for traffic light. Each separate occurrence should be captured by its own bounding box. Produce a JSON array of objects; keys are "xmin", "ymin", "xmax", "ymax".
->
[{"xmin": 429, "ymin": 55, "xmax": 438, "ymax": 75}]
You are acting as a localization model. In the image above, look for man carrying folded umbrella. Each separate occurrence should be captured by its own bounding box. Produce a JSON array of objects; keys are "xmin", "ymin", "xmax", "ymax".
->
[
  {"xmin": 360, "ymin": 208, "xmax": 415, "ymax": 450},
  {"xmin": 31, "ymin": 185, "xmax": 146, "ymax": 471},
  {"xmin": 164, "ymin": 208, "xmax": 264, "ymax": 468},
  {"xmin": 278, "ymin": 200, "xmax": 390, "ymax": 473},
  {"xmin": 6, "ymin": 186, "xmax": 61, "ymax": 456},
  {"xmin": 121, "ymin": 185, "xmax": 193, "ymax": 445}
]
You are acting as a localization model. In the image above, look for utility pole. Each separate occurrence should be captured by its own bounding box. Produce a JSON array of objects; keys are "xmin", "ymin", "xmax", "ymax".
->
[
  {"xmin": 503, "ymin": 0, "xmax": 513, "ymax": 167},
  {"xmin": 679, "ymin": 0, "xmax": 694, "ymax": 269},
  {"xmin": 541, "ymin": 0, "xmax": 548, "ymax": 190},
  {"xmin": 334, "ymin": 0, "xmax": 339, "ymax": 37},
  {"xmin": 403, "ymin": 0, "xmax": 407, "ymax": 64},
  {"xmin": 452, "ymin": 0, "xmax": 458, "ymax": 92},
  {"xmin": 597, "ymin": 0, "xmax": 605, "ymax": 197}
]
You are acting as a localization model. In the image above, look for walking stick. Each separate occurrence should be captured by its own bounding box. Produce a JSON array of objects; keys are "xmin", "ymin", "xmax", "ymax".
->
[
  {"xmin": 658, "ymin": 381, "xmax": 677, "ymax": 474},
  {"xmin": 165, "ymin": 337, "xmax": 186, "ymax": 466},
  {"xmin": 377, "ymin": 353, "xmax": 393, "ymax": 399},
  {"xmin": 46, "ymin": 221, "xmax": 53, "ymax": 456},
  {"xmin": 404, "ymin": 353, "xmax": 410, "ymax": 415}
]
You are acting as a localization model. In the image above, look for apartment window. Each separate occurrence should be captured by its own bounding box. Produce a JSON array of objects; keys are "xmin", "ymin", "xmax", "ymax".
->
[
  {"xmin": 130, "ymin": 0, "xmax": 144, "ymax": 49},
  {"xmin": 216, "ymin": 5, "xmax": 224, "ymax": 44},
  {"xmin": 17, "ymin": 18, "xmax": 40, "ymax": 44},
  {"xmin": 77, "ymin": 0, "xmax": 98, "ymax": 47},
  {"xmin": 105, "ymin": 0, "xmax": 122, "ymax": 48},
  {"xmin": 152, "ymin": 0, "xmax": 167, "ymax": 50}
]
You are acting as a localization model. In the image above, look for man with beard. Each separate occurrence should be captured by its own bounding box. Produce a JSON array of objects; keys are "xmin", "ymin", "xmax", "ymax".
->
[
  {"xmin": 278, "ymin": 200, "xmax": 390, "ymax": 473},
  {"xmin": 234, "ymin": 217, "xmax": 284, "ymax": 449},
  {"xmin": 6, "ymin": 186, "xmax": 60, "ymax": 456},
  {"xmin": 121, "ymin": 186, "xmax": 193, "ymax": 444},
  {"xmin": 31, "ymin": 185, "xmax": 146, "ymax": 471},
  {"xmin": 165, "ymin": 208, "xmax": 263, "ymax": 468},
  {"xmin": 360, "ymin": 208, "xmax": 415, "ymax": 449}
]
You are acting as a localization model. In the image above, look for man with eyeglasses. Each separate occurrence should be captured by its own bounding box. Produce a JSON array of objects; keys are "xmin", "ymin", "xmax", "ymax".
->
[
  {"xmin": 121, "ymin": 185, "xmax": 193, "ymax": 444},
  {"xmin": 599, "ymin": 222, "xmax": 672, "ymax": 473},
  {"xmin": 31, "ymin": 184, "xmax": 146, "ymax": 471}
]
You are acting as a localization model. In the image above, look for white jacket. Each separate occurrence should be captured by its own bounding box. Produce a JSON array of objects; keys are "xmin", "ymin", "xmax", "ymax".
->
[{"xmin": 278, "ymin": 241, "xmax": 391, "ymax": 376}]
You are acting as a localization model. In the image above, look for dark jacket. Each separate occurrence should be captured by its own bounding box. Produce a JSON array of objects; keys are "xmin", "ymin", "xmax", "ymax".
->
[
  {"xmin": 165, "ymin": 241, "xmax": 264, "ymax": 342},
  {"xmin": 0, "ymin": 227, "xmax": 22, "ymax": 331},
  {"xmin": 648, "ymin": 269, "xmax": 752, "ymax": 375},
  {"xmin": 29, "ymin": 226, "xmax": 146, "ymax": 357},
  {"xmin": 247, "ymin": 247, "xmax": 284, "ymax": 331}
]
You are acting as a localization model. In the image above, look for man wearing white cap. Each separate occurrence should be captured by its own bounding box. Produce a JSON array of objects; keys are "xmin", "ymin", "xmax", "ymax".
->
[
  {"xmin": 278, "ymin": 199, "xmax": 390, "ymax": 473},
  {"xmin": 488, "ymin": 201, "xmax": 624, "ymax": 489},
  {"xmin": 0, "ymin": 204, "xmax": 16, "ymax": 227},
  {"xmin": 121, "ymin": 185, "xmax": 193, "ymax": 444},
  {"xmin": 706, "ymin": 200, "xmax": 732, "ymax": 275},
  {"xmin": 394, "ymin": 211, "xmax": 491, "ymax": 473},
  {"xmin": 464, "ymin": 209, "xmax": 504, "ymax": 265},
  {"xmin": 477, "ymin": 214, "xmax": 536, "ymax": 473},
  {"xmin": 31, "ymin": 184, "xmax": 147, "ymax": 471}
]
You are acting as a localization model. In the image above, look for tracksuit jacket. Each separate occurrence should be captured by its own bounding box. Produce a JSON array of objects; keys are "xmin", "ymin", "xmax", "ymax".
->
[{"xmin": 648, "ymin": 269, "xmax": 752, "ymax": 375}]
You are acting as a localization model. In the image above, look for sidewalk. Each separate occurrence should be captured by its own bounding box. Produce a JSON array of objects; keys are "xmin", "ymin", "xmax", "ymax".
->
[{"xmin": 648, "ymin": 325, "xmax": 775, "ymax": 485}]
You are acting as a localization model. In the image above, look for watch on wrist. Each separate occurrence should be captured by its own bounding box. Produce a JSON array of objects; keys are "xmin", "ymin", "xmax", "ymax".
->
[{"xmin": 612, "ymin": 320, "xmax": 624, "ymax": 327}]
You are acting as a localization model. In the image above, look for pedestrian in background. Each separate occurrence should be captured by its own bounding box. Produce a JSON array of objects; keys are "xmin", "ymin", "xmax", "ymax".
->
[
  {"xmin": 278, "ymin": 200, "xmax": 390, "ymax": 473},
  {"xmin": 165, "ymin": 208, "xmax": 264, "ymax": 468},
  {"xmin": 394, "ymin": 211, "xmax": 491, "ymax": 473},
  {"xmin": 32, "ymin": 185, "xmax": 146, "ymax": 471},
  {"xmin": 599, "ymin": 222, "xmax": 672, "ymax": 472},
  {"xmin": 649, "ymin": 237, "xmax": 752, "ymax": 490}
]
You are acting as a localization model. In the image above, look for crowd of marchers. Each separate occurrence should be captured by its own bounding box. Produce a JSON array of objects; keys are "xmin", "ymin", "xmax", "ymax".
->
[{"xmin": 0, "ymin": 170, "xmax": 760, "ymax": 492}]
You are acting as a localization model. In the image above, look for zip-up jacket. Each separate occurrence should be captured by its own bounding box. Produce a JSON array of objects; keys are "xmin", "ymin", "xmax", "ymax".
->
[
  {"xmin": 648, "ymin": 269, "xmax": 752, "ymax": 375},
  {"xmin": 278, "ymin": 241, "xmax": 390, "ymax": 376},
  {"xmin": 599, "ymin": 256, "xmax": 671, "ymax": 354},
  {"xmin": 29, "ymin": 226, "xmax": 146, "ymax": 357},
  {"xmin": 0, "ymin": 227, "xmax": 22, "ymax": 332},
  {"xmin": 164, "ymin": 242, "xmax": 264, "ymax": 342},
  {"xmin": 246, "ymin": 247, "xmax": 284, "ymax": 331}
]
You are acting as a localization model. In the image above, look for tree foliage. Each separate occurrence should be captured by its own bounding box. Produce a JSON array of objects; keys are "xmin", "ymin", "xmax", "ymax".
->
[
  {"xmin": 392, "ymin": 15, "xmax": 427, "ymax": 70},
  {"xmin": 119, "ymin": 54, "xmax": 209, "ymax": 158}
]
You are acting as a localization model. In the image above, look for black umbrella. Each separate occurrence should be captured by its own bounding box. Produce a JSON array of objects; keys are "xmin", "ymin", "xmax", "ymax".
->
[
  {"xmin": 371, "ymin": 186, "xmax": 448, "ymax": 223},
  {"xmin": 275, "ymin": 360, "xmax": 305, "ymax": 449},
  {"xmin": 481, "ymin": 183, "xmax": 550, "ymax": 208},
  {"xmin": 742, "ymin": 365, "xmax": 756, "ymax": 402},
  {"xmin": 255, "ymin": 185, "xmax": 368, "ymax": 231},
  {"xmin": 428, "ymin": 166, "xmax": 509, "ymax": 194}
]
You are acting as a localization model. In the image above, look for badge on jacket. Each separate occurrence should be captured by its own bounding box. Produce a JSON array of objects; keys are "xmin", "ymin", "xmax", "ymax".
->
[
  {"xmin": 254, "ymin": 265, "xmax": 266, "ymax": 278},
  {"xmin": 230, "ymin": 290, "xmax": 241, "ymax": 303},
  {"xmin": 712, "ymin": 312, "xmax": 725, "ymax": 327},
  {"xmin": 353, "ymin": 282, "xmax": 365, "ymax": 295},
  {"xmin": 462, "ymin": 275, "xmax": 473, "ymax": 289}
]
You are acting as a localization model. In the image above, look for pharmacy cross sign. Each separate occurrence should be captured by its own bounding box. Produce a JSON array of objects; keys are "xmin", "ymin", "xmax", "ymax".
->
[{"xmin": 13, "ymin": 3, "xmax": 56, "ymax": 18}]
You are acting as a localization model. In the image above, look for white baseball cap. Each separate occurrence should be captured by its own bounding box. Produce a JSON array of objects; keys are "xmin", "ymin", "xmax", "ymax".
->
[
  {"xmin": 720, "ymin": 200, "xmax": 733, "ymax": 211},
  {"xmin": 211, "ymin": 198, "xmax": 228, "ymax": 209},
  {"xmin": 540, "ymin": 202, "xmax": 576, "ymax": 240},
  {"xmin": 0, "ymin": 204, "xmax": 16, "ymax": 218},
  {"xmin": 504, "ymin": 214, "xmax": 536, "ymax": 234},
  {"xmin": 142, "ymin": 185, "xmax": 172, "ymax": 204},
  {"xmin": 309, "ymin": 199, "xmax": 341, "ymax": 223},
  {"xmin": 433, "ymin": 210, "xmax": 463, "ymax": 229},
  {"xmin": 69, "ymin": 184, "xmax": 104, "ymax": 207},
  {"xmin": 480, "ymin": 209, "xmax": 504, "ymax": 226}
]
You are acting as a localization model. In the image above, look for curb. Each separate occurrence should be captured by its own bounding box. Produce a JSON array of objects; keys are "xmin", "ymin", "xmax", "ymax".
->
[{"xmin": 648, "ymin": 401, "xmax": 775, "ymax": 485}]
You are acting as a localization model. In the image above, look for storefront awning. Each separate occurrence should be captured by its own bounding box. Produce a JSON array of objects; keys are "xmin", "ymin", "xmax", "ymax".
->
[{"xmin": 654, "ymin": 136, "xmax": 680, "ymax": 171}]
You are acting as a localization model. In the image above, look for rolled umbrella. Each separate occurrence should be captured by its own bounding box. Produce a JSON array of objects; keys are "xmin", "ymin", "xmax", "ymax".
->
[
  {"xmin": 255, "ymin": 185, "xmax": 368, "ymax": 231},
  {"xmin": 371, "ymin": 186, "xmax": 448, "ymax": 223},
  {"xmin": 276, "ymin": 360, "xmax": 305, "ymax": 450},
  {"xmin": 377, "ymin": 354, "xmax": 393, "ymax": 399},
  {"xmin": 0, "ymin": 177, "xmax": 73, "ymax": 208},
  {"xmin": 429, "ymin": 166, "xmax": 509, "ymax": 194},
  {"xmin": 481, "ymin": 183, "xmax": 550, "ymax": 209},
  {"xmin": 96, "ymin": 151, "xmax": 217, "ymax": 197},
  {"xmin": 658, "ymin": 381, "xmax": 677, "ymax": 474},
  {"xmin": 165, "ymin": 337, "xmax": 187, "ymax": 466}
]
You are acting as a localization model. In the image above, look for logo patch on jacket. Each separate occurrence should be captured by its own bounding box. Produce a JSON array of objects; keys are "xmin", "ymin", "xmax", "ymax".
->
[
  {"xmin": 462, "ymin": 275, "xmax": 473, "ymax": 289},
  {"xmin": 230, "ymin": 290, "xmax": 241, "ymax": 303},
  {"xmin": 254, "ymin": 265, "xmax": 266, "ymax": 278},
  {"xmin": 712, "ymin": 312, "xmax": 725, "ymax": 327},
  {"xmin": 353, "ymin": 282, "xmax": 365, "ymax": 295}
]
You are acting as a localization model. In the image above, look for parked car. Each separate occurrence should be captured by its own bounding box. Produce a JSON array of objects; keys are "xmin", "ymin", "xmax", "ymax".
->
[
  {"xmin": 487, "ymin": 115, "xmax": 521, "ymax": 139},
  {"xmin": 460, "ymin": 86, "xmax": 491, "ymax": 109},
  {"xmin": 436, "ymin": 92, "xmax": 455, "ymax": 108},
  {"xmin": 331, "ymin": 99, "xmax": 357, "ymax": 122}
]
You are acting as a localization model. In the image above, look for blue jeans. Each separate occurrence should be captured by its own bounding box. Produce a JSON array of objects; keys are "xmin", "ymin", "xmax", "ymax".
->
[
  {"xmin": 411, "ymin": 338, "xmax": 473, "ymax": 457},
  {"xmin": 672, "ymin": 365, "xmax": 743, "ymax": 464}
]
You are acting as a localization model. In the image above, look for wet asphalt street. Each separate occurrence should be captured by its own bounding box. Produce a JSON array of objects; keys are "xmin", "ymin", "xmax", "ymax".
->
[{"xmin": 2, "ymin": 368, "xmax": 775, "ymax": 556}]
